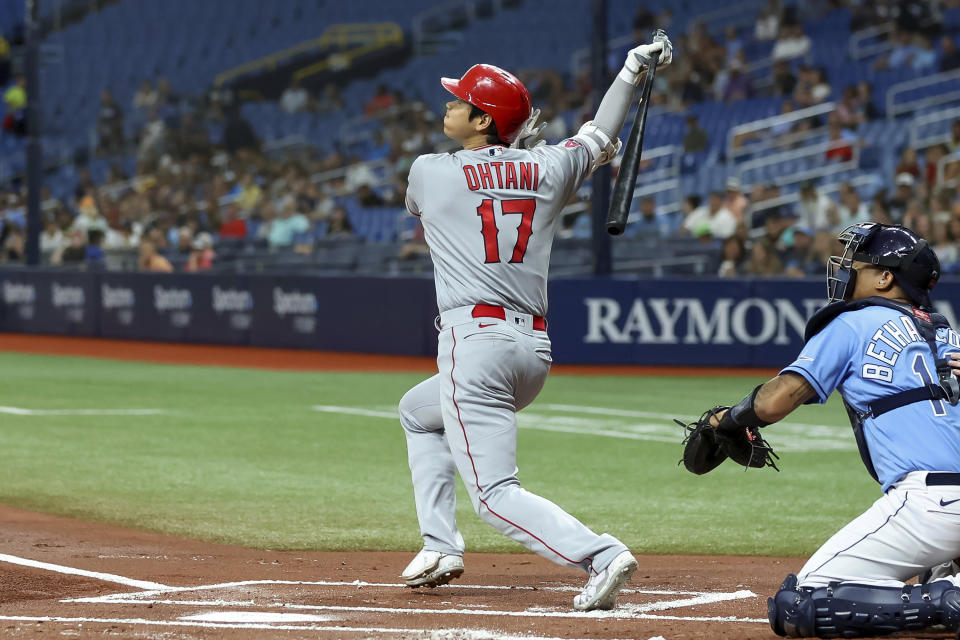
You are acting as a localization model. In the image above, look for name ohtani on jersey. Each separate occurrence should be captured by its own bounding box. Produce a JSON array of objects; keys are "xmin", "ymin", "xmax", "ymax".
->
[
  {"xmin": 462, "ymin": 161, "xmax": 539, "ymax": 192},
  {"xmin": 406, "ymin": 140, "xmax": 591, "ymax": 316}
]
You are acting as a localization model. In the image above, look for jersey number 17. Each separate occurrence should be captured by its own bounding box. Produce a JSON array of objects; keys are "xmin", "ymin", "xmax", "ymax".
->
[{"xmin": 477, "ymin": 198, "xmax": 536, "ymax": 264}]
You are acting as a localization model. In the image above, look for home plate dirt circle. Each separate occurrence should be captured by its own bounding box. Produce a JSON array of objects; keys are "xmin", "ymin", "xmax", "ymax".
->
[{"xmin": 0, "ymin": 504, "xmax": 941, "ymax": 640}]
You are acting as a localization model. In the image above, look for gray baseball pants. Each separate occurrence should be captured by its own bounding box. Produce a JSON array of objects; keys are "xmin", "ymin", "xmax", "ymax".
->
[{"xmin": 399, "ymin": 306, "xmax": 627, "ymax": 575}]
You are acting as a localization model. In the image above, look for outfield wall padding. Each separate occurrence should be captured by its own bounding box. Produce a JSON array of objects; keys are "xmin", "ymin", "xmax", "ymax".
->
[{"xmin": 1, "ymin": 268, "xmax": 958, "ymax": 367}]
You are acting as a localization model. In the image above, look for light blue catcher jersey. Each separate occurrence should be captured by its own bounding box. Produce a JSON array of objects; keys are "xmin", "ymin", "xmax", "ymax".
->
[{"xmin": 781, "ymin": 305, "xmax": 960, "ymax": 491}]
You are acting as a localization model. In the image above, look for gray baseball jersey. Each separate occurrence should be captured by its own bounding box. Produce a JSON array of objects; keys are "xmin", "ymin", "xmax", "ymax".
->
[
  {"xmin": 399, "ymin": 140, "xmax": 630, "ymax": 580},
  {"xmin": 405, "ymin": 141, "xmax": 590, "ymax": 317}
]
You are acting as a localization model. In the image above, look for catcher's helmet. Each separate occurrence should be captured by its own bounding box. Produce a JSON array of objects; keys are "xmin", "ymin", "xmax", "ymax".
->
[
  {"xmin": 441, "ymin": 64, "xmax": 531, "ymax": 144},
  {"xmin": 827, "ymin": 222, "xmax": 941, "ymax": 309}
]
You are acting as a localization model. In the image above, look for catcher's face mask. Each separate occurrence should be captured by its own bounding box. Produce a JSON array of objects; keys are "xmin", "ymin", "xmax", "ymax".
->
[
  {"xmin": 826, "ymin": 222, "xmax": 939, "ymax": 307},
  {"xmin": 826, "ymin": 222, "xmax": 879, "ymax": 304}
]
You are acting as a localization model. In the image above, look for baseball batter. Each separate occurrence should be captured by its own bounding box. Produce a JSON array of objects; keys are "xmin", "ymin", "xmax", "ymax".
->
[
  {"xmin": 684, "ymin": 223, "xmax": 960, "ymax": 637},
  {"xmin": 397, "ymin": 35, "xmax": 672, "ymax": 610}
]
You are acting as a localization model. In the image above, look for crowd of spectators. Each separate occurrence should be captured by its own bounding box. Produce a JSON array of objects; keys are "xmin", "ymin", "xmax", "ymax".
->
[
  {"xmin": 653, "ymin": 128, "xmax": 960, "ymax": 277},
  {"xmin": 0, "ymin": 69, "xmax": 454, "ymax": 272},
  {"xmin": 0, "ymin": 58, "xmax": 592, "ymax": 272},
  {"xmin": 1, "ymin": 0, "xmax": 960, "ymax": 278}
]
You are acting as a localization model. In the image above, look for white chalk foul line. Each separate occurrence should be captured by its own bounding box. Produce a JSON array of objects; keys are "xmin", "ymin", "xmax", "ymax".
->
[
  {"xmin": 59, "ymin": 593, "xmax": 762, "ymax": 621},
  {"xmin": 0, "ymin": 616, "xmax": 625, "ymax": 640},
  {"xmin": 628, "ymin": 589, "xmax": 757, "ymax": 613},
  {"xmin": 182, "ymin": 612, "xmax": 336, "ymax": 623},
  {"xmin": 0, "ymin": 406, "xmax": 168, "ymax": 416},
  {"xmin": 66, "ymin": 579, "xmax": 709, "ymax": 603},
  {"xmin": 182, "ymin": 614, "xmax": 628, "ymax": 640},
  {"xmin": 0, "ymin": 553, "xmax": 170, "ymax": 591}
]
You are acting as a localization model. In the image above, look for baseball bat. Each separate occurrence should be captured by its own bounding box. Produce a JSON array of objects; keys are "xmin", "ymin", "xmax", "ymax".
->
[{"xmin": 606, "ymin": 59, "xmax": 658, "ymax": 236}]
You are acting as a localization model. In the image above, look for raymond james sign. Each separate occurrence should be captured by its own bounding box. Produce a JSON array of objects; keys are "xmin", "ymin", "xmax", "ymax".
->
[
  {"xmin": 548, "ymin": 278, "xmax": 960, "ymax": 366},
  {"xmin": 582, "ymin": 296, "xmax": 828, "ymax": 345}
]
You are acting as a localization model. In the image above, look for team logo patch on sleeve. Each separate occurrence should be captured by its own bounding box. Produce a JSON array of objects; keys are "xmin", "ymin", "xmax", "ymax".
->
[{"xmin": 564, "ymin": 140, "xmax": 582, "ymax": 148}]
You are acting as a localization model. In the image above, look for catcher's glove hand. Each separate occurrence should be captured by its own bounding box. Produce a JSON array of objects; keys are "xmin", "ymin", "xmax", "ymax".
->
[{"xmin": 676, "ymin": 406, "xmax": 779, "ymax": 475}]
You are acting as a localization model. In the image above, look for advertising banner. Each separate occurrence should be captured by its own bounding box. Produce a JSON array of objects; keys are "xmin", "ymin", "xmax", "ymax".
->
[
  {"xmin": 189, "ymin": 275, "xmax": 256, "ymax": 345},
  {"xmin": 0, "ymin": 270, "xmax": 97, "ymax": 336},
  {"xmin": 1, "ymin": 268, "xmax": 957, "ymax": 367},
  {"xmin": 99, "ymin": 272, "xmax": 192, "ymax": 342},
  {"xmin": 547, "ymin": 278, "xmax": 960, "ymax": 366},
  {"xmin": 250, "ymin": 275, "xmax": 437, "ymax": 353}
]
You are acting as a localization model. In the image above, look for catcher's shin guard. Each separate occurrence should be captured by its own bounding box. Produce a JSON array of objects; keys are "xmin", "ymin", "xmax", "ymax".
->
[{"xmin": 768, "ymin": 574, "xmax": 960, "ymax": 638}]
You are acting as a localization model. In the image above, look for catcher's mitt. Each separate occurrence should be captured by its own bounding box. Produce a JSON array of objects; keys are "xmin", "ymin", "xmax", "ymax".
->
[{"xmin": 676, "ymin": 406, "xmax": 779, "ymax": 475}]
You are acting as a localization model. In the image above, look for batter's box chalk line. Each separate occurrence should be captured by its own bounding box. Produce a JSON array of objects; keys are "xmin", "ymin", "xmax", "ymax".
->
[
  {"xmin": 64, "ymin": 579, "xmax": 765, "ymax": 623},
  {"xmin": 0, "ymin": 553, "xmax": 767, "ymax": 627}
]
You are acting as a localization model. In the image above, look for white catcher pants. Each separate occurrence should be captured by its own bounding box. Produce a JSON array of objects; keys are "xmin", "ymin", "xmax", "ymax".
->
[
  {"xmin": 798, "ymin": 471, "xmax": 960, "ymax": 588},
  {"xmin": 399, "ymin": 306, "xmax": 627, "ymax": 575}
]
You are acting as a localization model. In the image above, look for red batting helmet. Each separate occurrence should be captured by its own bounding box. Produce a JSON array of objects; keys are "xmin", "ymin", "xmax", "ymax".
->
[{"xmin": 440, "ymin": 64, "xmax": 532, "ymax": 144}]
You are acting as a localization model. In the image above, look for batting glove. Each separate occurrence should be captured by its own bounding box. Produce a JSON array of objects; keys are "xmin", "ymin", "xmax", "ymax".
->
[
  {"xmin": 510, "ymin": 108, "xmax": 547, "ymax": 149},
  {"xmin": 620, "ymin": 29, "xmax": 673, "ymax": 85}
]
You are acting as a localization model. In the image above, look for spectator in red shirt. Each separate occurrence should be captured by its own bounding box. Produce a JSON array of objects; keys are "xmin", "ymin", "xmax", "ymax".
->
[
  {"xmin": 365, "ymin": 84, "xmax": 395, "ymax": 117},
  {"xmin": 894, "ymin": 147, "xmax": 921, "ymax": 178},
  {"xmin": 218, "ymin": 203, "xmax": 247, "ymax": 239},
  {"xmin": 185, "ymin": 232, "xmax": 215, "ymax": 271},
  {"xmin": 925, "ymin": 144, "xmax": 948, "ymax": 188},
  {"xmin": 824, "ymin": 114, "xmax": 855, "ymax": 162}
]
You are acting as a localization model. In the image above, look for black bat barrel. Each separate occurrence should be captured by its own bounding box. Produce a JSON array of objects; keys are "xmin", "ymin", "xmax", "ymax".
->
[{"xmin": 606, "ymin": 61, "xmax": 657, "ymax": 236}]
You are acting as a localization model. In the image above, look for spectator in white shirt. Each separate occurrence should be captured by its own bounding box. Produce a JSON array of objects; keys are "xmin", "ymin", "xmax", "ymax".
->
[
  {"xmin": 39, "ymin": 218, "xmax": 64, "ymax": 252},
  {"xmin": 682, "ymin": 191, "xmax": 737, "ymax": 239},
  {"xmin": 837, "ymin": 184, "xmax": 871, "ymax": 229},
  {"xmin": 772, "ymin": 24, "xmax": 811, "ymax": 61},
  {"xmin": 755, "ymin": 0, "xmax": 782, "ymax": 41},
  {"xmin": 280, "ymin": 80, "xmax": 310, "ymax": 114},
  {"xmin": 724, "ymin": 177, "xmax": 749, "ymax": 224},
  {"xmin": 796, "ymin": 181, "xmax": 836, "ymax": 231}
]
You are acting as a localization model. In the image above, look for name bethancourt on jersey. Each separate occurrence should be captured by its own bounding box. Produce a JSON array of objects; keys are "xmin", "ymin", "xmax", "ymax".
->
[
  {"xmin": 866, "ymin": 315, "xmax": 960, "ymax": 367},
  {"xmin": 462, "ymin": 161, "xmax": 540, "ymax": 191}
]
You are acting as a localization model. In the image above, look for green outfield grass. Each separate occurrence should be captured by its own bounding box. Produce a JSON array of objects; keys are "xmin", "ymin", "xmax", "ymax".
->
[{"xmin": 0, "ymin": 352, "xmax": 878, "ymax": 556}]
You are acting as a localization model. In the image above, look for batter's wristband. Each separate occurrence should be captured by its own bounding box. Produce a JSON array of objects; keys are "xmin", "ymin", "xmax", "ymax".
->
[
  {"xmin": 618, "ymin": 65, "xmax": 640, "ymax": 85},
  {"xmin": 726, "ymin": 384, "xmax": 772, "ymax": 430}
]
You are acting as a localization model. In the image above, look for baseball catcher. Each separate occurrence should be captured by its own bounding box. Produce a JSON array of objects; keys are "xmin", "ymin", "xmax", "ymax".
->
[{"xmin": 679, "ymin": 223, "xmax": 960, "ymax": 638}]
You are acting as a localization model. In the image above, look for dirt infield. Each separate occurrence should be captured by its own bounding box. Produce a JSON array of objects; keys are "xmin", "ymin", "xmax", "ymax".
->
[
  {"xmin": 0, "ymin": 333, "xmax": 779, "ymax": 377},
  {"xmin": 4, "ymin": 506, "xmax": 955, "ymax": 640},
  {"xmin": 0, "ymin": 505, "xmax": 805, "ymax": 640}
]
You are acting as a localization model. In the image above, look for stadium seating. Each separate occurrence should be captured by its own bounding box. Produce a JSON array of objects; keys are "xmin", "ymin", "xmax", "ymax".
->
[{"xmin": 2, "ymin": 0, "xmax": 959, "ymax": 276}]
